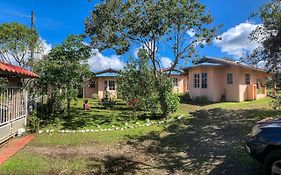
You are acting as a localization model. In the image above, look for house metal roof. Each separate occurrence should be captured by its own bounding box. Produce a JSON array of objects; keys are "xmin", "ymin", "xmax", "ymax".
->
[
  {"xmin": 95, "ymin": 72, "xmax": 118, "ymax": 77},
  {"xmin": 183, "ymin": 57, "xmax": 272, "ymax": 74},
  {"xmin": 188, "ymin": 62, "xmax": 223, "ymax": 68},
  {"xmin": 0, "ymin": 61, "xmax": 38, "ymax": 78}
]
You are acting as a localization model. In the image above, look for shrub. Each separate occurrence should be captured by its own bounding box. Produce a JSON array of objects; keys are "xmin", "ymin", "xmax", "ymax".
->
[
  {"xmin": 27, "ymin": 111, "xmax": 40, "ymax": 133},
  {"xmin": 194, "ymin": 96, "xmax": 210, "ymax": 103},
  {"xmin": 179, "ymin": 93, "xmax": 191, "ymax": 103},
  {"xmin": 101, "ymin": 97, "xmax": 116, "ymax": 109},
  {"xmin": 271, "ymin": 95, "xmax": 281, "ymax": 109}
]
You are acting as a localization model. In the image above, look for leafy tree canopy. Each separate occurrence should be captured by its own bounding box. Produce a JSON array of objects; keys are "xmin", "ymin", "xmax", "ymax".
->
[
  {"xmin": 246, "ymin": 0, "xmax": 281, "ymax": 73},
  {"xmin": 35, "ymin": 35, "xmax": 91, "ymax": 116},
  {"xmin": 0, "ymin": 22, "xmax": 39, "ymax": 68},
  {"xmin": 85, "ymin": 0, "xmax": 218, "ymax": 75}
]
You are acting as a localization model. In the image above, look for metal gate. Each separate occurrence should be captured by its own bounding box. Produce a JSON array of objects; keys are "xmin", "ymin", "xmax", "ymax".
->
[{"xmin": 0, "ymin": 87, "xmax": 27, "ymax": 144}]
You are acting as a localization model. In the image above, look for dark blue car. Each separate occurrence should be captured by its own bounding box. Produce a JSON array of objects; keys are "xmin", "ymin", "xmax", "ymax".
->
[{"xmin": 246, "ymin": 118, "xmax": 281, "ymax": 175}]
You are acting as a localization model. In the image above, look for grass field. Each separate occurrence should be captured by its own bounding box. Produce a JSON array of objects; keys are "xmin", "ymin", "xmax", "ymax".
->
[{"xmin": 0, "ymin": 97, "xmax": 280, "ymax": 175}]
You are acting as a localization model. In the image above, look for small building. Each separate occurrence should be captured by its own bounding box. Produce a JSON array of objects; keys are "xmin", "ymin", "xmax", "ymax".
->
[
  {"xmin": 84, "ymin": 69, "xmax": 117, "ymax": 99},
  {"xmin": 0, "ymin": 61, "xmax": 38, "ymax": 144},
  {"xmin": 184, "ymin": 57, "xmax": 272, "ymax": 102},
  {"xmin": 161, "ymin": 68, "xmax": 188, "ymax": 94},
  {"xmin": 83, "ymin": 68, "xmax": 189, "ymax": 99}
]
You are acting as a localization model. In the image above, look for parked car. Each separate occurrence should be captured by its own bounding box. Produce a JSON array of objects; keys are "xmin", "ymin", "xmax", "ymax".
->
[{"xmin": 246, "ymin": 118, "xmax": 281, "ymax": 175}]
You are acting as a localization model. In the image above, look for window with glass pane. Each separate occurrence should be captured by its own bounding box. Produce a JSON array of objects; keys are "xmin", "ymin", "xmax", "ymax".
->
[
  {"xmin": 173, "ymin": 78, "xmax": 178, "ymax": 87},
  {"xmin": 227, "ymin": 73, "xmax": 233, "ymax": 84},
  {"xmin": 109, "ymin": 80, "xmax": 115, "ymax": 90},
  {"xmin": 201, "ymin": 73, "xmax": 208, "ymax": 88},
  {"xmin": 194, "ymin": 74, "xmax": 200, "ymax": 88},
  {"xmin": 104, "ymin": 80, "xmax": 107, "ymax": 90},
  {"xmin": 245, "ymin": 74, "xmax": 250, "ymax": 84}
]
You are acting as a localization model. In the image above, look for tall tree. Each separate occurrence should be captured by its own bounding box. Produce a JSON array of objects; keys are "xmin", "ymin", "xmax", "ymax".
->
[
  {"xmin": 244, "ymin": 0, "xmax": 281, "ymax": 108},
  {"xmin": 85, "ymin": 0, "xmax": 218, "ymax": 77},
  {"xmin": 245, "ymin": 0, "xmax": 281, "ymax": 87},
  {"xmin": 0, "ymin": 22, "xmax": 39, "ymax": 68},
  {"xmin": 35, "ymin": 35, "xmax": 91, "ymax": 117},
  {"xmin": 85, "ymin": 0, "xmax": 217, "ymax": 117}
]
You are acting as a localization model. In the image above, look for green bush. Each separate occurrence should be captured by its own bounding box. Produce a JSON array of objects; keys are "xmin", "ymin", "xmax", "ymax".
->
[
  {"xmin": 271, "ymin": 95, "xmax": 281, "ymax": 109},
  {"xmin": 101, "ymin": 97, "xmax": 116, "ymax": 109},
  {"xmin": 179, "ymin": 93, "xmax": 191, "ymax": 103},
  {"xmin": 194, "ymin": 96, "xmax": 210, "ymax": 103},
  {"xmin": 27, "ymin": 111, "xmax": 40, "ymax": 133}
]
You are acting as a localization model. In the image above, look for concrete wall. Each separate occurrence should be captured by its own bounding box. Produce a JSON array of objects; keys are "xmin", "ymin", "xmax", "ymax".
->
[
  {"xmin": 188, "ymin": 66, "xmax": 271, "ymax": 102},
  {"xmin": 169, "ymin": 75, "xmax": 188, "ymax": 94},
  {"xmin": 84, "ymin": 77, "xmax": 117, "ymax": 99}
]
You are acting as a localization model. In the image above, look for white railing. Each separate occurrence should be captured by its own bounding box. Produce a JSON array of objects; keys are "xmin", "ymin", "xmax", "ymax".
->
[{"xmin": 0, "ymin": 87, "xmax": 27, "ymax": 126}]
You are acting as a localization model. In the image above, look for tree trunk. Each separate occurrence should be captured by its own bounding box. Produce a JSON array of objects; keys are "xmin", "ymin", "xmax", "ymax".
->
[{"xmin": 67, "ymin": 96, "xmax": 71, "ymax": 118}]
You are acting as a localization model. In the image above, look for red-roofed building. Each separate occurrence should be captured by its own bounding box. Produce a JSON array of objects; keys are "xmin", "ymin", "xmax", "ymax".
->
[{"xmin": 0, "ymin": 62, "xmax": 38, "ymax": 144}]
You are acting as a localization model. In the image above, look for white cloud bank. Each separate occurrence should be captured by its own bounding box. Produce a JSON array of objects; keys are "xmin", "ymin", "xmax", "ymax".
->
[
  {"xmin": 160, "ymin": 57, "xmax": 173, "ymax": 68},
  {"xmin": 88, "ymin": 49, "xmax": 125, "ymax": 72},
  {"xmin": 214, "ymin": 22, "xmax": 261, "ymax": 58}
]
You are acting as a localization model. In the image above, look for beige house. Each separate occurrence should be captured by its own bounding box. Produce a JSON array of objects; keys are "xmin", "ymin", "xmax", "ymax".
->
[
  {"xmin": 83, "ymin": 68, "xmax": 188, "ymax": 99},
  {"xmin": 184, "ymin": 57, "xmax": 272, "ymax": 102}
]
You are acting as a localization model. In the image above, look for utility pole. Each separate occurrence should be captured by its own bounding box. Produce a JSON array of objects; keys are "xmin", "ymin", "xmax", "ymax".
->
[
  {"xmin": 30, "ymin": 10, "xmax": 35, "ymax": 69},
  {"xmin": 31, "ymin": 11, "xmax": 34, "ymax": 31}
]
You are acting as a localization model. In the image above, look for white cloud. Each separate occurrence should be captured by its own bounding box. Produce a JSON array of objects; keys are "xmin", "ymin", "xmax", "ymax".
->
[
  {"xmin": 214, "ymin": 22, "xmax": 261, "ymax": 58},
  {"xmin": 160, "ymin": 57, "xmax": 172, "ymax": 68},
  {"xmin": 257, "ymin": 60, "xmax": 266, "ymax": 69},
  {"xmin": 37, "ymin": 38, "xmax": 52, "ymax": 57},
  {"xmin": 88, "ymin": 49, "xmax": 125, "ymax": 72},
  {"xmin": 187, "ymin": 29, "xmax": 195, "ymax": 37}
]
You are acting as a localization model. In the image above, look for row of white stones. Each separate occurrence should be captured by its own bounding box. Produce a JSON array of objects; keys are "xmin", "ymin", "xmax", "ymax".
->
[{"xmin": 39, "ymin": 115, "xmax": 183, "ymax": 134}]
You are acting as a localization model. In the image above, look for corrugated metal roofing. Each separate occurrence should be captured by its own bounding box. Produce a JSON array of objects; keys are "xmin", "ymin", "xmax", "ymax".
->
[
  {"xmin": 188, "ymin": 62, "xmax": 222, "ymax": 68},
  {"xmin": 0, "ymin": 61, "xmax": 38, "ymax": 78},
  {"xmin": 95, "ymin": 72, "xmax": 117, "ymax": 77}
]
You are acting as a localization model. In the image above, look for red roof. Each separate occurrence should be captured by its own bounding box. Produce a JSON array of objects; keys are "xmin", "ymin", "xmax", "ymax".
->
[{"xmin": 0, "ymin": 61, "xmax": 38, "ymax": 78}]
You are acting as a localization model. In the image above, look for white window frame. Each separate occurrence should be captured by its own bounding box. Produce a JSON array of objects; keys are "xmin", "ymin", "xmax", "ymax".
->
[
  {"xmin": 109, "ymin": 80, "xmax": 115, "ymax": 90},
  {"xmin": 227, "ymin": 73, "xmax": 233, "ymax": 84},
  {"xmin": 173, "ymin": 78, "xmax": 178, "ymax": 87},
  {"xmin": 201, "ymin": 73, "xmax": 208, "ymax": 88},
  {"xmin": 194, "ymin": 74, "xmax": 200, "ymax": 88},
  {"xmin": 245, "ymin": 74, "xmax": 250, "ymax": 84}
]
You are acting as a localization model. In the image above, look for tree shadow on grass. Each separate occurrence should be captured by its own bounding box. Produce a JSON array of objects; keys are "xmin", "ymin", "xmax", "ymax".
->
[
  {"xmin": 126, "ymin": 108, "xmax": 280, "ymax": 174},
  {"xmin": 89, "ymin": 155, "xmax": 149, "ymax": 175}
]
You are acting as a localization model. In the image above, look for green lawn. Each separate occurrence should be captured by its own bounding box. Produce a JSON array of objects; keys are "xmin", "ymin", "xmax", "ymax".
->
[
  {"xmin": 1, "ymin": 97, "xmax": 280, "ymax": 175},
  {"xmin": 41, "ymin": 98, "xmax": 179, "ymax": 131}
]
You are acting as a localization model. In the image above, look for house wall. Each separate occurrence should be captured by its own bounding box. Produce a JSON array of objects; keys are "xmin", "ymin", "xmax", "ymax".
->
[
  {"xmin": 83, "ymin": 78, "xmax": 98, "ymax": 98},
  {"xmin": 188, "ymin": 65, "xmax": 271, "ymax": 102},
  {"xmin": 238, "ymin": 68, "xmax": 270, "ymax": 101},
  {"xmin": 188, "ymin": 67, "xmax": 222, "ymax": 102},
  {"xmin": 169, "ymin": 75, "xmax": 188, "ymax": 94},
  {"xmin": 83, "ymin": 77, "xmax": 118, "ymax": 99}
]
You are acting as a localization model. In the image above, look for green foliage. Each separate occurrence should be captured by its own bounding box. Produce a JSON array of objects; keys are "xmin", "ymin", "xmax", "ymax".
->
[
  {"xmin": 34, "ymin": 35, "xmax": 91, "ymax": 117},
  {"xmin": 0, "ymin": 22, "xmax": 39, "ymax": 68},
  {"xmin": 245, "ymin": 0, "xmax": 280, "ymax": 102},
  {"xmin": 179, "ymin": 93, "xmax": 192, "ymax": 103},
  {"xmin": 117, "ymin": 56, "xmax": 160, "ymax": 113},
  {"xmin": 194, "ymin": 96, "xmax": 210, "ymax": 103},
  {"xmin": 28, "ymin": 111, "xmax": 40, "ymax": 133},
  {"xmin": 157, "ymin": 75, "xmax": 180, "ymax": 116},
  {"xmin": 85, "ymin": 0, "xmax": 218, "ymax": 73},
  {"xmin": 271, "ymin": 95, "xmax": 281, "ymax": 109}
]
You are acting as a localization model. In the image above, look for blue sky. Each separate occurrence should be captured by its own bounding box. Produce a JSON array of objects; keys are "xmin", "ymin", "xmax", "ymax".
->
[{"xmin": 0, "ymin": 0, "xmax": 268, "ymax": 71}]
